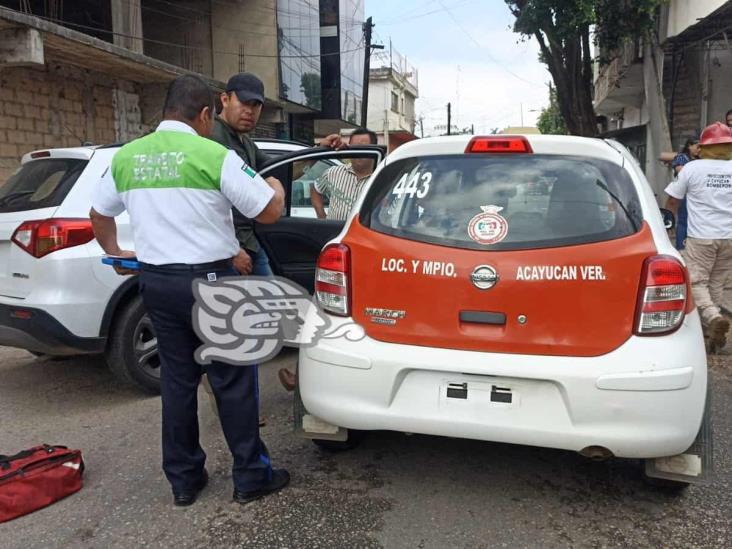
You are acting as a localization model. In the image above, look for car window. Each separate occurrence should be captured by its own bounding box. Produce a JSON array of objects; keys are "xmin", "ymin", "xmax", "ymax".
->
[
  {"xmin": 0, "ymin": 158, "xmax": 87, "ymax": 213},
  {"xmin": 360, "ymin": 154, "xmax": 642, "ymax": 251},
  {"xmin": 291, "ymin": 159, "xmax": 332, "ymax": 216}
]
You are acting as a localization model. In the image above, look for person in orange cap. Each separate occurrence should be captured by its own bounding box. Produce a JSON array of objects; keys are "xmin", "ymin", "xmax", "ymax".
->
[{"xmin": 665, "ymin": 121, "xmax": 732, "ymax": 353}]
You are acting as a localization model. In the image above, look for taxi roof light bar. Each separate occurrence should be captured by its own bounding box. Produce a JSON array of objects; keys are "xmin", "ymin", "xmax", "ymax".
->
[
  {"xmin": 465, "ymin": 136, "xmax": 533, "ymax": 154},
  {"xmin": 315, "ymin": 244, "xmax": 351, "ymax": 317},
  {"xmin": 634, "ymin": 256, "xmax": 688, "ymax": 336}
]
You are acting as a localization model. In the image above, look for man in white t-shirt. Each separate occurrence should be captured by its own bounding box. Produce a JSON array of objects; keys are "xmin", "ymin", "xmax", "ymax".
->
[{"xmin": 665, "ymin": 121, "xmax": 732, "ymax": 352}]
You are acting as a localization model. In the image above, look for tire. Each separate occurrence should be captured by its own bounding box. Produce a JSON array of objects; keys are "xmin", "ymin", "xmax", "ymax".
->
[
  {"xmin": 312, "ymin": 430, "xmax": 364, "ymax": 452},
  {"xmin": 105, "ymin": 294, "xmax": 160, "ymax": 393}
]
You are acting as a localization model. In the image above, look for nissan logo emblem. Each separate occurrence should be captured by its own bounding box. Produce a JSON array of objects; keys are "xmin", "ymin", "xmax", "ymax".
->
[{"xmin": 471, "ymin": 265, "xmax": 499, "ymax": 290}]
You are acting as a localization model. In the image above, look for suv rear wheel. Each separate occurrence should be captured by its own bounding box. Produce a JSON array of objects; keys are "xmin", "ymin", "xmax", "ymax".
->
[{"xmin": 105, "ymin": 295, "xmax": 160, "ymax": 393}]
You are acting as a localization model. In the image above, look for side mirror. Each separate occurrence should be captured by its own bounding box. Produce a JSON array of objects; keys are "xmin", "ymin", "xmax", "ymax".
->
[{"xmin": 660, "ymin": 208, "xmax": 675, "ymax": 230}]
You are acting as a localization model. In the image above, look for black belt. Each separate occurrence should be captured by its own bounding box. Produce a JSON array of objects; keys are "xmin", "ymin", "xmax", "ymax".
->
[{"xmin": 140, "ymin": 259, "xmax": 233, "ymax": 273}]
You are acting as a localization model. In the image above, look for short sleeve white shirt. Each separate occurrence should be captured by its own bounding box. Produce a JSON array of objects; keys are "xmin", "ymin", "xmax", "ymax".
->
[
  {"xmin": 664, "ymin": 159, "xmax": 732, "ymax": 239},
  {"xmin": 91, "ymin": 121, "xmax": 274, "ymax": 265}
]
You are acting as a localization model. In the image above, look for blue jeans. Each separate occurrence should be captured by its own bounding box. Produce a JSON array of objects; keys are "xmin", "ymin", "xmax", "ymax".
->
[
  {"xmin": 251, "ymin": 246, "xmax": 273, "ymax": 276},
  {"xmin": 676, "ymin": 198, "xmax": 688, "ymax": 250}
]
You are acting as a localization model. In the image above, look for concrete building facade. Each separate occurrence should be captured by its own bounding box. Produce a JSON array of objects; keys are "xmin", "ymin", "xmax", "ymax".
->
[
  {"xmin": 594, "ymin": 0, "xmax": 732, "ymax": 198},
  {"xmin": 0, "ymin": 0, "xmax": 366, "ymax": 181},
  {"xmin": 366, "ymin": 44, "xmax": 418, "ymax": 152}
]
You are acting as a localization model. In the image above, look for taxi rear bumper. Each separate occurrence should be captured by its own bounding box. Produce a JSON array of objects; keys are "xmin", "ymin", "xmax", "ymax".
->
[{"xmin": 298, "ymin": 311, "xmax": 707, "ymax": 458}]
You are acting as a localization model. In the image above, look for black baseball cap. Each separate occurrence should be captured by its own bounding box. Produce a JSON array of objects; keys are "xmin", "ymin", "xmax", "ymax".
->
[{"xmin": 226, "ymin": 72, "xmax": 265, "ymax": 104}]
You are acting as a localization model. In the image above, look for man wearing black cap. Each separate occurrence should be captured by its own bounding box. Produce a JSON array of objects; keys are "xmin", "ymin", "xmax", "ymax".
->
[
  {"xmin": 212, "ymin": 72, "xmax": 343, "ymax": 278},
  {"xmin": 212, "ymin": 72, "xmax": 343, "ymax": 390}
]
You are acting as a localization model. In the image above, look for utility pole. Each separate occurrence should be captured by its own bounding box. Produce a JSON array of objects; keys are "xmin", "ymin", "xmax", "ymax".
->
[
  {"xmin": 447, "ymin": 102, "xmax": 452, "ymax": 136},
  {"xmin": 419, "ymin": 117, "xmax": 424, "ymax": 138},
  {"xmin": 361, "ymin": 17, "xmax": 383, "ymax": 128},
  {"xmin": 471, "ymin": 123, "xmax": 474, "ymax": 135},
  {"xmin": 520, "ymin": 102, "xmax": 524, "ymax": 127}
]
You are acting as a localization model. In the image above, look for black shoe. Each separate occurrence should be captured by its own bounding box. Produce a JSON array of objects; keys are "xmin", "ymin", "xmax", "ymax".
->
[
  {"xmin": 173, "ymin": 469, "xmax": 209, "ymax": 507},
  {"xmin": 233, "ymin": 469, "xmax": 290, "ymax": 505}
]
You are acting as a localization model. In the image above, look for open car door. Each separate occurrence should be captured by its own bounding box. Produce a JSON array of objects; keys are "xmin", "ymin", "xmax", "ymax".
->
[{"xmin": 255, "ymin": 145, "xmax": 385, "ymax": 293}]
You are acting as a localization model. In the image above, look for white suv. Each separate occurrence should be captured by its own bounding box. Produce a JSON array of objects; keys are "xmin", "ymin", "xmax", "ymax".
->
[{"xmin": 0, "ymin": 139, "xmax": 309, "ymax": 392}]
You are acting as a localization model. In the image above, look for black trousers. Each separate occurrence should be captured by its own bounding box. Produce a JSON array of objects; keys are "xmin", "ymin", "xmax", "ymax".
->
[{"xmin": 139, "ymin": 266, "xmax": 272, "ymax": 495}]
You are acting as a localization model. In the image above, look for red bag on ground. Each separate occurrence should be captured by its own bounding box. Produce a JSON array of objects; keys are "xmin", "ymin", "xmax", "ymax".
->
[{"xmin": 0, "ymin": 445, "xmax": 84, "ymax": 523}]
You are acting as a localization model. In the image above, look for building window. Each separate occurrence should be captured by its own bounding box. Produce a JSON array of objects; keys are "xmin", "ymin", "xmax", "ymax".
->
[
  {"xmin": 391, "ymin": 91, "xmax": 399, "ymax": 113},
  {"xmin": 339, "ymin": 0, "xmax": 364, "ymax": 123},
  {"xmin": 277, "ymin": 0, "xmax": 322, "ymax": 110}
]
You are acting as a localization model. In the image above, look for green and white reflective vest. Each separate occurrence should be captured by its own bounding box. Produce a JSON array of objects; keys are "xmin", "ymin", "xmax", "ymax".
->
[{"xmin": 91, "ymin": 120, "xmax": 273, "ymax": 265}]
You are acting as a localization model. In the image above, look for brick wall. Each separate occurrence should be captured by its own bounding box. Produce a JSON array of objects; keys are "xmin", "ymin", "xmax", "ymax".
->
[
  {"xmin": 252, "ymin": 121, "xmax": 278, "ymax": 139},
  {"xmin": 0, "ymin": 57, "xmax": 156, "ymax": 183}
]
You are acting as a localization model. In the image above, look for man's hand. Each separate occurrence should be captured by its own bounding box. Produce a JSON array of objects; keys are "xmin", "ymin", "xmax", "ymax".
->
[
  {"xmin": 320, "ymin": 133, "xmax": 346, "ymax": 150},
  {"xmin": 113, "ymin": 249, "xmax": 138, "ymax": 276},
  {"xmin": 233, "ymin": 249, "xmax": 253, "ymax": 275}
]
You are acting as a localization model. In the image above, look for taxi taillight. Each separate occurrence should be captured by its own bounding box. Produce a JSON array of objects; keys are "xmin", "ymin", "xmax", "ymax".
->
[
  {"xmin": 634, "ymin": 255, "xmax": 687, "ymax": 335},
  {"xmin": 465, "ymin": 136, "xmax": 533, "ymax": 154},
  {"xmin": 315, "ymin": 244, "xmax": 351, "ymax": 316}
]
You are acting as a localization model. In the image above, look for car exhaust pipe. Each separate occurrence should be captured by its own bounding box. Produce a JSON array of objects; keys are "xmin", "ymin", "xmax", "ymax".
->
[{"xmin": 579, "ymin": 446, "xmax": 614, "ymax": 461}]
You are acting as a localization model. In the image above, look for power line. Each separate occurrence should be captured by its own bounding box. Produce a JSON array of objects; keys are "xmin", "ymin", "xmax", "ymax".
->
[
  {"xmin": 128, "ymin": 2, "xmax": 319, "ymax": 39},
  {"xmin": 146, "ymin": 0, "xmax": 314, "ymax": 18},
  {"xmin": 380, "ymin": 0, "xmax": 440, "ymax": 23},
  {"xmin": 378, "ymin": 0, "xmax": 474, "ymax": 26},
  {"xmin": 28, "ymin": 13, "xmax": 363, "ymax": 60},
  {"xmin": 142, "ymin": 0, "xmax": 362, "ymax": 28},
  {"xmin": 436, "ymin": 0, "xmax": 542, "ymax": 87},
  {"xmin": 114, "ymin": 0, "xmax": 349, "ymax": 37}
]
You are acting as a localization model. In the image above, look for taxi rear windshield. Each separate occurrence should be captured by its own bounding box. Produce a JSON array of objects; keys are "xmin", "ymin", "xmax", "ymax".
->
[{"xmin": 360, "ymin": 154, "xmax": 642, "ymax": 251}]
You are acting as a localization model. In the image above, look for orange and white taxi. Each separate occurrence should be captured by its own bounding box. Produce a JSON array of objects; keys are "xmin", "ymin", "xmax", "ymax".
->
[{"xmin": 297, "ymin": 135, "xmax": 709, "ymax": 487}]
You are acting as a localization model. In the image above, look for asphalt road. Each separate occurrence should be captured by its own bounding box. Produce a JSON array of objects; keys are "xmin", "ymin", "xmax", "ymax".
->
[{"xmin": 1, "ymin": 346, "xmax": 730, "ymax": 548}]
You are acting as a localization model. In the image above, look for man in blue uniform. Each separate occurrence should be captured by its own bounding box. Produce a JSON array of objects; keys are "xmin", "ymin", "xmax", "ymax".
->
[{"xmin": 89, "ymin": 75, "xmax": 289, "ymax": 506}]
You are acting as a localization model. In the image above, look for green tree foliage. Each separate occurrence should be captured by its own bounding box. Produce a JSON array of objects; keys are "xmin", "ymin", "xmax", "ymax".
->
[
  {"xmin": 506, "ymin": 0, "xmax": 663, "ymax": 136},
  {"xmin": 536, "ymin": 85, "xmax": 567, "ymax": 135},
  {"xmin": 300, "ymin": 72, "xmax": 322, "ymax": 110}
]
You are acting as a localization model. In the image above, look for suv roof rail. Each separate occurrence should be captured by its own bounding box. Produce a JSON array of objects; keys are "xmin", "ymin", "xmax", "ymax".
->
[{"xmin": 96, "ymin": 142, "xmax": 129, "ymax": 150}]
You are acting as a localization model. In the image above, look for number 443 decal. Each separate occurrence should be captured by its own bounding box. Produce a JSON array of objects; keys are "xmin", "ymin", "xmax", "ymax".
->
[{"xmin": 392, "ymin": 171, "xmax": 432, "ymax": 198}]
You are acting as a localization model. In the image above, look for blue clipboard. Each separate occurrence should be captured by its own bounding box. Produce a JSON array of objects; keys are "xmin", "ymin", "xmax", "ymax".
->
[{"xmin": 102, "ymin": 255, "xmax": 141, "ymax": 271}]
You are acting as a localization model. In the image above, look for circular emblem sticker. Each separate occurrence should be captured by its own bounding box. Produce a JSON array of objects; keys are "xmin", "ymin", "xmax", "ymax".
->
[{"xmin": 467, "ymin": 205, "xmax": 508, "ymax": 245}]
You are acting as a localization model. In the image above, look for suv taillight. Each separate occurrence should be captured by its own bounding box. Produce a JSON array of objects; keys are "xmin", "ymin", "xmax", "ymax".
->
[
  {"xmin": 315, "ymin": 244, "xmax": 351, "ymax": 316},
  {"xmin": 634, "ymin": 255, "xmax": 687, "ymax": 335},
  {"xmin": 11, "ymin": 218, "xmax": 95, "ymax": 258}
]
